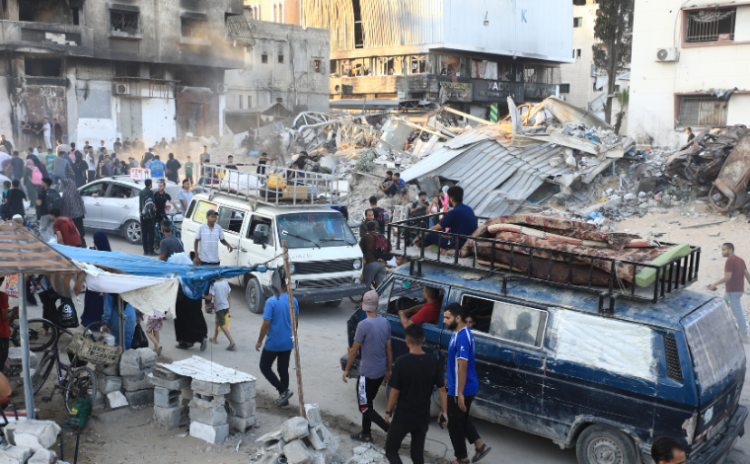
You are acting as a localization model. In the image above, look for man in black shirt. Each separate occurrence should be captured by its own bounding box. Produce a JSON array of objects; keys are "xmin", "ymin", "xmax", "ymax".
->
[
  {"xmin": 158, "ymin": 219, "xmax": 184, "ymax": 261},
  {"xmin": 225, "ymin": 155, "xmax": 237, "ymax": 170},
  {"xmin": 406, "ymin": 191, "xmax": 429, "ymax": 245},
  {"xmin": 36, "ymin": 178, "xmax": 53, "ymax": 242},
  {"xmin": 4, "ymin": 180, "xmax": 27, "ymax": 218},
  {"xmin": 113, "ymin": 138, "xmax": 123, "ymax": 151},
  {"xmin": 384, "ymin": 324, "xmax": 447, "ymax": 464},
  {"xmin": 154, "ymin": 179, "xmax": 179, "ymax": 225}
]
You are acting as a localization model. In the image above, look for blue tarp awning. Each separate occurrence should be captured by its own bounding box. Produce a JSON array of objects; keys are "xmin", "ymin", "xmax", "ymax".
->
[{"xmin": 53, "ymin": 245, "xmax": 272, "ymax": 299}]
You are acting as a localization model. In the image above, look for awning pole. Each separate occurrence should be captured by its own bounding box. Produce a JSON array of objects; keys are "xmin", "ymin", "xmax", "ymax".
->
[
  {"xmin": 282, "ymin": 240, "xmax": 305, "ymax": 419},
  {"xmin": 18, "ymin": 274, "xmax": 35, "ymax": 419}
]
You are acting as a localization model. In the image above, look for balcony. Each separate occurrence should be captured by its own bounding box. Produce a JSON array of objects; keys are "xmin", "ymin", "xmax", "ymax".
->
[{"xmin": 0, "ymin": 21, "xmax": 94, "ymax": 57}]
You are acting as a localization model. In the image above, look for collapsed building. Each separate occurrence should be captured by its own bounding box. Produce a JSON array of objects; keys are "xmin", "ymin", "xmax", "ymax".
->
[{"xmin": 0, "ymin": 0, "xmax": 252, "ymax": 148}]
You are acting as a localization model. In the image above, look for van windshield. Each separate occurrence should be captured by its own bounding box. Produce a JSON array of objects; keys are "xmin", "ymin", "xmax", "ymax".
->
[
  {"xmin": 277, "ymin": 212, "xmax": 357, "ymax": 248},
  {"xmin": 682, "ymin": 299, "xmax": 745, "ymax": 394}
]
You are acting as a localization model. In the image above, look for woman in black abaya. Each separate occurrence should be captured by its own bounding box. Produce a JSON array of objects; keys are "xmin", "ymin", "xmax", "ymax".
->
[{"xmin": 174, "ymin": 285, "xmax": 208, "ymax": 350}]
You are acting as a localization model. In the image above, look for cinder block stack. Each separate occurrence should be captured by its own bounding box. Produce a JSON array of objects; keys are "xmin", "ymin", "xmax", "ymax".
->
[
  {"xmin": 188, "ymin": 379, "xmax": 230, "ymax": 444},
  {"xmin": 149, "ymin": 365, "xmax": 191, "ymax": 429},
  {"xmin": 0, "ymin": 420, "xmax": 61, "ymax": 464},
  {"xmin": 226, "ymin": 378, "xmax": 257, "ymax": 433},
  {"xmin": 119, "ymin": 348, "xmax": 156, "ymax": 407}
]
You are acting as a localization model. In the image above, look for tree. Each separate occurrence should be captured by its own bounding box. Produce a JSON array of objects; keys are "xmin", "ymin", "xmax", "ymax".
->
[
  {"xmin": 614, "ymin": 88, "xmax": 629, "ymax": 135},
  {"xmin": 593, "ymin": 0, "xmax": 633, "ymax": 124}
]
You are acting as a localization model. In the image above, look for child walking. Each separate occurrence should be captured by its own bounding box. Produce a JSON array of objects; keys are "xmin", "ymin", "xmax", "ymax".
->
[
  {"xmin": 145, "ymin": 310, "xmax": 165, "ymax": 356},
  {"xmin": 204, "ymin": 279, "xmax": 236, "ymax": 351}
]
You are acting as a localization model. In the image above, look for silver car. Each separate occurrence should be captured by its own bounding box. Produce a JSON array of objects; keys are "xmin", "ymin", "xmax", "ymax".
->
[{"xmin": 78, "ymin": 176, "xmax": 182, "ymax": 244}]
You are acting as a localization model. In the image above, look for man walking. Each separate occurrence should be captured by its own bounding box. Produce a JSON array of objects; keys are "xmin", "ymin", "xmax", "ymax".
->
[
  {"xmin": 9, "ymin": 151, "xmax": 24, "ymax": 184},
  {"xmin": 35, "ymin": 178, "xmax": 53, "ymax": 242},
  {"xmin": 203, "ymin": 279, "xmax": 236, "ymax": 351},
  {"xmin": 709, "ymin": 242, "xmax": 750, "ymax": 342},
  {"xmin": 178, "ymin": 179, "xmax": 193, "ymax": 212},
  {"xmin": 154, "ymin": 179, "xmax": 179, "ymax": 224},
  {"xmin": 3, "ymin": 180, "xmax": 26, "ymax": 218},
  {"xmin": 443, "ymin": 303, "xmax": 491, "ymax": 464},
  {"xmin": 52, "ymin": 151, "xmax": 73, "ymax": 189},
  {"xmin": 42, "ymin": 118, "xmax": 52, "ymax": 149},
  {"xmin": 184, "ymin": 156, "xmax": 194, "ymax": 185},
  {"xmin": 359, "ymin": 208, "xmax": 375, "ymax": 238},
  {"xmin": 139, "ymin": 179, "xmax": 157, "ymax": 256},
  {"xmin": 199, "ymin": 145, "xmax": 210, "ymax": 184},
  {"xmin": 49, "ymin": 208, "xmax": 81, "ymax": 247},
  {"xmin": 193, "ymin": 209, "xmax": 233, "ymax": 266},
  {"xmin": 256, "ymin": 268, "xmax": 298, "ymax": 407},
  {"xmin": 384, "ymin": 324, "xmax": 447, "ymax": 464},
  {"xmin": 343, "ymin": 290, "xmax": 392, "ymax": 443},
  {"xmin": 148, "ymin": 155, "xmax": 166, "ymax": 180},
  {"xmin": 85, "ymin": 147, "xmax": 96, "ymax": 182}
]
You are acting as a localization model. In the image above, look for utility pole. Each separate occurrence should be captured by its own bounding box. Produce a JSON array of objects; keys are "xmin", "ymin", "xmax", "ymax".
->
[{"xmin": 281, "ymin": 240, "xmax": 305, "ymax": 418}]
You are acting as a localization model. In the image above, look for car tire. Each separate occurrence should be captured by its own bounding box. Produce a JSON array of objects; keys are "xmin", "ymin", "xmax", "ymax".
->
[
  {"xmin": 245, "ymin": 278, "xmax": 263, "ymax": 314},
  {"xmin": 325, "ymin": 299, "xmax": 343, "ymax": 307},
  {"xmin": 123, "ymin": 220, "xmax": 142, "ymax": 245},
  {"xmin": 576, "ymin": 424, "xmax": 638, "ymax": 464}
]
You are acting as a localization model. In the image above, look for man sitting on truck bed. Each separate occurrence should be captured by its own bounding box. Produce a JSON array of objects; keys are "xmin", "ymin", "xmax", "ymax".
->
[
  {"xmin": 413, "ymin": 186, "xmax": 476, "ymax": 251},
  {"xmin": 398, "ymin": 286, "xmax": 442, "ymax": 328}
]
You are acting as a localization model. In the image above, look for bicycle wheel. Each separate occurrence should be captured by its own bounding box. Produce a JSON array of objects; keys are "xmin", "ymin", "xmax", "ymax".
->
[
  {"xmin": 64, "ymin": 367, "xmax": 97, "ymax": 414},
  {"xmin": 27, "ymin": 319, "xmax": 57, "ymax": 352},
  {"xmin": 31, "ymin": 354, "xmax": 54, "ymax": 396}
]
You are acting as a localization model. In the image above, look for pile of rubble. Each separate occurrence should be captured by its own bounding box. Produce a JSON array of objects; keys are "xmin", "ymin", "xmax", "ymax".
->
[
  {"xmin": 251, "ymin": 405, "xmax": 340, "ymax": 464},
  {"xmin": 0, "ymin": 420, "xmax": 61, "ymax": 463},
  {"xmin": 96, "ymin": 347, "xmax": 157, "ymax": 411}
]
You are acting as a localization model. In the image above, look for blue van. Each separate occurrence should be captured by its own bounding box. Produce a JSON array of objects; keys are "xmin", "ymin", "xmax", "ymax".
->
[{"xmin": 344, "ymin": 260, "xmax": 747, "ymax": 464}]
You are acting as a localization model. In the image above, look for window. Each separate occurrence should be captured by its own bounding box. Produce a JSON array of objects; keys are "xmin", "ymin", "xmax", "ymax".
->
[
  {"xmin": 559, "ymin": 83, "xmax": 570, "ymax": 94},
  {"xmin": 686, "ymin": 8, "xmax": 736, "ymax": 43},
  {"xmin": 247, "ymin": 95, "xmax": 252, "ymax": 108},
  {"xmin": 573, "ymin": 17, "xmax": 583, "ymax": 27},
  {"xmin": 217, "ymin": 207, "xmax": 245, "ymax": 234},
  {"xmin": 314, "ymin": 59, "xmax": 322, "ymax": 73},
  {"xmin": 110, "ymin": 10, "xmax": 139, "ymax": 34},
  {"xmin": 678, "ymin": 96, "xmax": 728, "ymax": 127},
  {"xmin": 573, "ymin": 0, "xmax": 586, "ymax": 5},
  {"xmin": 461, "ymin": 295, "xmax": 547, "ymax": 348},
  {"xmin": 81, "ymin": 182, "xmax": 109, "ymax": 197},
  {"xmin": 24, "ymin": 58, "xmax": 62, "ymax": 77},
  {"xmin": 377, "ymin": 280, "xmax": 444, "ymax": 325},
  {"xmin": 276, "ymin": 97, "xmax": 283, "ymax": 103},
  {"xmin": 276, "ymin": 212, "xmax": 357, "ymax": 249},
  {"xmin": 239, "ymin": 95, "xmax": 243, "ymax": 109},
  {"xmin": 192, "ymin": 200, "xmax": 217, "ymax": 224},
  {"xmin": 181, "ymin": 18, "xmax": 209, "ymax": 39},
  {"xmin": 247, "ymin": 216, "xmax": 274, "ymax": 246},
  {"xmin": 574, "ymin": 48, "xmax": 582, "ymax": 59},
  {"xmin": 278, "ymin": 54, "xmax": 284, "ymax": 64},
  {"xmin": 115, "ymin": 62, "xmax": 140, "ymax": 77},
  {"xmin": 262, "ymin": 54, "xmax": 268, "ymax": 64},
  {"xmin": 410, "ymin": 55, "xmax": 426, "ymax": 74},
  {"xmin": 108, "ymin": 184, "xmax": 135, "ymax": 199}
]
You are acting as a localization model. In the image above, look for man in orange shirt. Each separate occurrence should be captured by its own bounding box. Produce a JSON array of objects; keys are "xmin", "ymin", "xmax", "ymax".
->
[{"xmin": 399, "ymin": 287, "xmax": 442, "ymax": 329}]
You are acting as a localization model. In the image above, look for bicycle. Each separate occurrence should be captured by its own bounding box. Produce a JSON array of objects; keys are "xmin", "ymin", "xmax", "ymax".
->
[
  {"xmin": 9, "ymin": 318, "xmax": 59, "ymax": 352},
  {"xmin": 153, "ymin": 213, "xmax": 182, "ymax": 252},
  {"xmin": 30, "ymin": 320, "xmax": 98, "ymax": 413}
]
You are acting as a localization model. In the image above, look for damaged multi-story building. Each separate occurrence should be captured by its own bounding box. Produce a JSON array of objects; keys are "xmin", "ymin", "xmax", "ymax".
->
[
  {"xmin": 301, "ymin": 0, "xmax": 573, "ymax": 119},
  {"xmin": 0, "ymin": 0, "xmax": 252, "ymax": 149},
  {"xmin": 629, "ymin": 0, "xmax": 750, "ymax": 146},
  {"xmin": 223, "ymin": 10, "xmax": 329, "ymax": 134}
]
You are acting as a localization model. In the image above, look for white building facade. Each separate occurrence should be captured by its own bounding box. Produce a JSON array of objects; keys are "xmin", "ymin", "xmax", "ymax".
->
[{"xmin": 629, "ymin": 0, "xmax": 750, "ymax": 146}]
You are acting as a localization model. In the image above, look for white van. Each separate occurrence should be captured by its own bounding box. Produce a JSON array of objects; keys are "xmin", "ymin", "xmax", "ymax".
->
[{"xmin": 180, "ymin": 165, "xmax": 366, "ymax": 312}]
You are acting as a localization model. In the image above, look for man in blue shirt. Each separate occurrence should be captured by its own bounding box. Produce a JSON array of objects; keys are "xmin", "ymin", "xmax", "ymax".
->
[
  {"xmin": 256, "ymin": 268, "xmax": 299, "ymax": 407},
  {"xmin": 414, "ymin": 186, "xmax": 476, "ymax": 251},
  {"xmin": 148, "ymin": 155, "xmax": 166, "ymax": 179},
  {"xmin": 443, "ymin": 303, "xmax": 491, "ymax": 464},
  {"xmin": 393, "ymin": 173, "xmax": 410, "ymax": 204}
]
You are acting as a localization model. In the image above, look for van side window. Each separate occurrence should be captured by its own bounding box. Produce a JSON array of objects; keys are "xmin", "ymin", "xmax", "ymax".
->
[
  {"xmin": 376, "ymin": 281, "xmax": 393, "ymax": 316},
  {"xmin": 192, "ymin": 201, "xmax": 217, "ymax": 224},
  {"xmin": 461, "ymin": 294, "xmax": 547, "ymax": 348},
  {"xmin": 218, "ymin": 207, "xmax": 245, "ymax": 234},
  {"xmin": 384, "ymin": 280, "xmax": 444, "ymax": 325},
  {"xmin": 248, "ymin": 217, "xmax": 274, "ymax": 245},
  {"xmin": 185, "ymin": 200, "xmax": 196, "ymax": 219}
]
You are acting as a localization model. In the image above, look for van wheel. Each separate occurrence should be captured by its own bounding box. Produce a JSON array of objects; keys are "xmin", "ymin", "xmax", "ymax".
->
[
  {"xmin": 245, "ymin": 278, "xmax": 263, "ymax": 314},
  {"xmin": 325, "ymin": 299, "xmax": 342, "ymax": 307},
  {"xmin": 123, "ymin": 220, "xmax": 142, "ymax": 244},
  {"xmin": 576, "ymin": 425, "xmax": 638, "ymax": 464}
]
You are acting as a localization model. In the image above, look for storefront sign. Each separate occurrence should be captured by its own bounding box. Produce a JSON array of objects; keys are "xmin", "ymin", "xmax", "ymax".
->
[
  {"xmin": 440, "ymin": 82, "xmax": 473, "ymax": 102},
  {"xmin": 524, "ymin": 83, "xmax": 558, "ymax": 100},
  {"xmin": 473, "ymin": 80, "xmax": 524, "ymax": 102}
]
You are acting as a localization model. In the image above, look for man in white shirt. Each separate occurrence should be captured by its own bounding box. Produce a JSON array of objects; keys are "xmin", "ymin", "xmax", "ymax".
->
[
  {"xmin": 178, "ymin": 179, "xmax": 193, "ymax": 212},
  {"xmin": 193, "ymin": 209, "xmax": 233, "ymax": 266},
  {"xmin": 85, "ymin": 147, "xmax": 96, "ymax": 182},
  {"xmin": 42, "ymin": 118, "xmax": 52, "ymax": 149}
]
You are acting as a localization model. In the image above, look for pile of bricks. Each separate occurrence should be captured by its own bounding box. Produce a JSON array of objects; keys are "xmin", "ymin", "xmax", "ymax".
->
[
  {"xmin": 186, "ymin": 376, "xmax": 258, "ymax": 443},
  {"xmin": 98, "ymin": 348, "xmax": 157, "ymax": 410},
  {"xmin": 254, "ymin": 404, "xmax": 339, "ymax": 464},
  {"xmin": 0, "ymin": 419, "xmax": 61, "ymax": 463}
]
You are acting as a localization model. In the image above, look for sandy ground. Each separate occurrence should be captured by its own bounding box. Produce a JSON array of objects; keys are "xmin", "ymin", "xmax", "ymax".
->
[{"xmin": 6, "ymin": 204, "xmax": 750, "ymax": 464}]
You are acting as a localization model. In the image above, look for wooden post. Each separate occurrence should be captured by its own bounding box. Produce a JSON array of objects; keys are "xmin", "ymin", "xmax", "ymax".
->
[
  {"xmin": 18, "ymin": 274, "xmax": 35, "ymax": 419},
  {"xmin": 281, "ymin": 240, "xmax": 306, "ymax": 419}
]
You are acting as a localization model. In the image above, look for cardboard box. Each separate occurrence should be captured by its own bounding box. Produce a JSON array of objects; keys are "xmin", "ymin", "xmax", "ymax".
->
[{"xmin": 283, "ymin": 185, "xmax": 308, "ymax": 201}]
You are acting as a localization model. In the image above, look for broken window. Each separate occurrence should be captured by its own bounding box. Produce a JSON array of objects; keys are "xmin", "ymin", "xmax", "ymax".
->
[
  {"xmin": 352, "ymin": 0, "xmax": 364, "ymax": 48},
  {"xmin": 114, "ymin": 62, "xmax": 140, "ymax": 77},
  {"xmin": 523, "ymin": 67, "xmax": 536, "ymax": 83},
  {"xmin": 410, "ymin": 55, "xmax": 426, "ymax": 74},
  {"xmin": 19, "ymin": 0, "xmax": 75, "ymax": 24},
  {"xmin": 181, "ymin": 18, "xmax": 209, "ymax": 39},
  {"xmin": 559, "ymin": 83, "xmax": 570, "ymax": 94},
  {"xmin": 278, "ymin": 54, "xmax": 284, "ymax": 64},
  {"xmin": 573, "ymin": 17, "xmax": 583, "ymax": 27},
  {"xmin": 24, "ymin": 58, "xmax": 62, "ymax": 77},
  {"xmin": 110, "ymin": 10, "xmax": 139, "ymax": 34},
  {"xmin": 314, "ymin": 59, "xmax": 323, "ymax": 73},
  {"xmin": 226, "ymin": 13, "xmax": 253, "ymax": 43},
  {"xmin": 678, "ymin": 96, "xmax": 728, "ymax": 127},
  {"xmin": 262, "ymin": 53, "xmax": 268, "ymax": 64},
  {"xmin": 686, "ymin": 8, "xmax": 735, "ymax": 43}
]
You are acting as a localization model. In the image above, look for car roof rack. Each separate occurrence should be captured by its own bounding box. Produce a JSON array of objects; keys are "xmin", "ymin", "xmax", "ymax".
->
[
  {"xmin": 200, "ymin": 164, "xmax": 346, "ymax": 209},
  {"xmin": 388, "ymin": 214, "xmax": 701, "ymax": 317}
]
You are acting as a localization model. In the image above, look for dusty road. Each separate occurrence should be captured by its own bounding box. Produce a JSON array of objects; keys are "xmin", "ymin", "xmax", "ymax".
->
[{"xmin": 75, "ymin": 206, "xmax": 750, "ymax": 463}]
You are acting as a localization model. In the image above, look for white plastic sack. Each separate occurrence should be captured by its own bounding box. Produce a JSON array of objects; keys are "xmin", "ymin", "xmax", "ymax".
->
[
  {"xmin": 167, "ymin": 252, "xmax": 193, "ymax": 265},
  {"xmin": 219, "ymin": 171, "xmax": 261, "ymax": 196}
]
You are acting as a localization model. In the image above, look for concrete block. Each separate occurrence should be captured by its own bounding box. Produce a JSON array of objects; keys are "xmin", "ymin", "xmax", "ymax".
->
[
  {"xmin": 191, "ymin": 393, "xmax": 225, "ymax": 408},
  {"xmin": 153, "ymin": 405, "xmax": 189, "ymax": 429},
  {"xmin": 191, "ymin": 379, "xmax": 230, "ymax": 396},
  {"xmin": 92, "ymin": 392, "xmax": 106, "ymax": 411},
  {"xmin": 227, "ymin": 414, "xmax": 256, "ymax": 432},
  {"xmin": 135, "ymin": 348, "xmax": 157, "ymax": 369},
  {"xmin": 255, "ymin": 430, "xmax": 283, "ymax": 443},
  {"xmin": 27, "ymin": 449, "xmax": 57, "ymax": 464},
  {"xmin": 256, "ymin": 453, "xmax": 280, "ymax": 464},
  {"xmin": 124, "ymin": 389, "xmax": 154, "ymax": 407},
  {"xmin": 188, "ymin": 402, "xmax": 227, "ymax": 426},
  {"xmin": 262, "ymin": 438, "xmax": 286, "ymax": 454},
  {"xmin": 305, "ymin": 403, "xmax": 323, "ymax": 427},
  {"xmin": 307, "ymin": 424, "xmax": 326, "ymax": 451},
  {"xmin": 281, "ymin": 416, "xmax": 309, "ymax": 442},
  {"xmin": 316, "ymin": 425, "xmax": 338, "ymax": 454},
  {"xmin": 97, "ymin": 376, "xmax": 122, "ymax": 394},
  {"xmin": 227, "ymin": 380, "xmax": 256, "ymax": 403},
  {"xmin": 283, "ymin": 439, "xmax": 312, "ymax": 464},
  {"xmin": 122, "ymin": 371, "xmax": 153, "ymax": 392},
  {"xmin": 189, "ymin": 422, "xmax": 229, "ymax": 444},
  {"xmin": 153, "ymin": 365, "xmax": 179, "ymax": 380},
  {"xmin": 154, "ymin": 387, "xmax": 181, "ymax": 408},
  {"xmin": 8, "ymin": 348, "xmax": 38, "ymax": 368},
  {"xmin": 147, "ymin": 373, "xmax": 190, "ymax": 391},
  {"xmin": 227, "ymin": 398, "xmax": 255, "ymax": 418},
  {"xmin": 102, "ymin": 363, "xmax": 119, "ymax": 376},
  {"xmin": 0, "ymin": 446, "xmax": 32, "ymax": 464},
  {"xmin": 106, "ymin": 391, "xmax": 128, "ymax": 409},
  {"xmin": 119, "ymin": 350, "xmax": 141, "ymax": 377},
  {"xmin": 5, "ymin": 420, "xmax": 61, "ymax": 452},
  {"xmin": 311, "ymin": 450, "xmax": 326, "ymax": 464}
]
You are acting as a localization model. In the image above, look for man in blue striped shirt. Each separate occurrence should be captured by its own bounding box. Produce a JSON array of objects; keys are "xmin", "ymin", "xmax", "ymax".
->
[{"xmin": 443, "ymin": 303, "xmax": 491, "ymax": 464}]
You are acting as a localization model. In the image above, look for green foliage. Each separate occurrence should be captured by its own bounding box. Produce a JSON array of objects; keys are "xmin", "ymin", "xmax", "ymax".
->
[{"xmin": 592, "ymin": 0, "xmax": 634, "ymax": 123}]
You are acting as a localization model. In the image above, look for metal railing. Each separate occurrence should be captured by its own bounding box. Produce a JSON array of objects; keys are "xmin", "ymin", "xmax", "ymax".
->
[
  {"xmin": 199, "ymin": 163, "xmax": 345, "ymax": 208},
  {"xmin": 388, "ymin": 213, "xmax": 701, "ymax": 315}
]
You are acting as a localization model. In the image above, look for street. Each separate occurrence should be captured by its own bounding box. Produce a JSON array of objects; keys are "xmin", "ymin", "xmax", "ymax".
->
[{"xmin": 97, "ymin": 228, "xmax": 750, "ymax": 464}]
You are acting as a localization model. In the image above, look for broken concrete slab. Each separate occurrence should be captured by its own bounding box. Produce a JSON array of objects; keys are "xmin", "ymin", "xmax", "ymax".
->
[
  {"xmin": 5, "ymin": 420, "xmax": 61, "ymax": 452},
  {"xmin": 27, "ymin": 448, "xmax": 57, "ymax": 464},
  {"xmin": 106, "ymin": 391, "xmax": 128, "ymax": 409},
  {"xmin": 97, "ymin": 375, "xmax": 122, "ymax": 394},
  {"xmin": 283, "ymin": 439, "xmax": 312, "ymax": 464},
  {"xmin": 191, "ymin": 379, "xmax": 230, "ymax": 396},
  {"xmin": 153, "ymin": 364, "xmax": 179, "ymax": 380},
  {"xmin": 122, "ymin": 371, "xmax": 153, "ymax": 392},
  {"xmin": 124, "ymin": 389, "xmax": 154, "ymax": 408},
  {"xmin": 154, "ymin": 387, "xmax": 182, "ymax": 409},
  {"xmin": 263, "ymin": 437, "xmax": 287, "ymax": 454},
  {"xmin": 189, "ymin": 422, "xmax": 229, "ymax": 444},
  {"xmin": 316, "ymin": 424, "xmax": 339, "ymax": 454},
  {"xmin": 227, "ymin": 398, "xmax": 255, "ymax": 418},
  {"xmin": 153, "ymin": 405, "xmax": 189, "ymax": 430},
  {"xmin": 228, "ymin": 414, "xmax": 256, "ymax": 433},
  {"xmin": 0, "ymin": 446, "xmax": 32, "ymax": 464},
  {"xmin": 135, "ymin": 348, "xmax": 157, "ymax": 369},
  {"xmin": 305, "ymin": 403, "xmax": 323, "ymax": 427},
  {"xmin": 147, "ymin": 373, "xmax": 190, "ymax": 391},
  {"xmin": 281, "ymin": 416, "xmax": 310, "ymax": 442},
  {"xmin": 119, "ymin": 350, "xmax": 141, "ymax": 377},
  {"xmin": 307, "ymin": 424, "xmax": 326, "ymax": 450},
  {"xmin": 188, "ymin": 403, "xmax": 228, "ymax": 426},
  {"xmin": 255, "ymin": 429, "xmax": 283, "ymax": 444}
]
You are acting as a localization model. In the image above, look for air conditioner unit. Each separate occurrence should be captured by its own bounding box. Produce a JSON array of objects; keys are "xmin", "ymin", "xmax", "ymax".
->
[
  {"xmin": 114, "ymin": 83, "xmax": 130, "ymax": 95},
  {"xmin": 216, "ymin": 84, "xmax": 228, "ymax": 94},
  {"xmin": 656, "ymin": 47, "xmax": 679, "ymax": 62}
]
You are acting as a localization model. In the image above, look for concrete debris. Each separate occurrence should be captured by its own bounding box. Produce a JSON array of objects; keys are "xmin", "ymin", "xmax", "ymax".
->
[
  {"xmin": 281, "ymin": 416, "xmax": 310, "ymax": 441},
  {"xmin": 27, "ymin": 448, "xmax": 57, "ymax": 464},
  {"xmin": 344, "ymin": 443, "xmax": 388, "ymax": 464},
  {"xmin": 4, "ymin": 420, "xmax": 60, "ymax": 452},
  {"xmin": 189, "ymin": 421, "xmax": 230, "ymax": 444},
  {"xmin": 253, "ymin": 416, "xmax": 339, "ymax": 464},
  {"xmin": 106, "ymin": 391, "xmax": 128, "ymax": 409},
  {"xmin": 0, "ymin": 446, "xmax": 32, "ymax": 464},
  {"xmin": 283, "ymin": 439, "xmax": 313, "ymax": 464}
]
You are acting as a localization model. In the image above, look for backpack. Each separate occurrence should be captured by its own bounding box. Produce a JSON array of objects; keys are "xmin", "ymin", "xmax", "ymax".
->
[
  {"xmin": 30, "ymin": 166, "xmax": 42, "ymax": 185},
  {"xmin": 46, "ymin": 188, "xmax": 63, "ymax": 211},
  {"xmin": 141, "ymin": 195, "xmax": 157, "ymax": 219},
  {"xmin": 371, "ymin": 207, "xmax": 386, "ymax": 233},
  {"xmin": 371, "ymin": 232, "xmax": 392, "ymax": 261}
]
